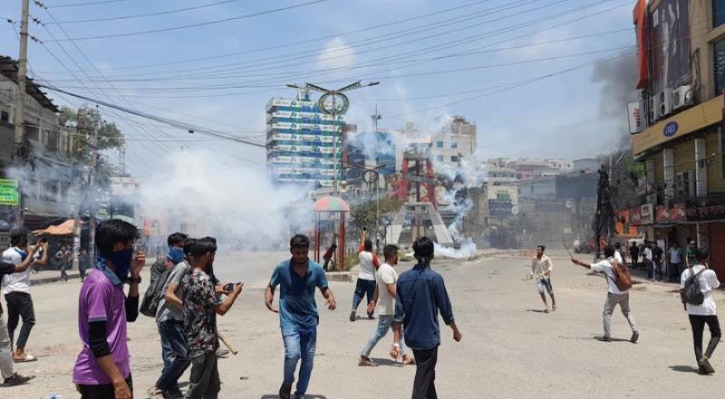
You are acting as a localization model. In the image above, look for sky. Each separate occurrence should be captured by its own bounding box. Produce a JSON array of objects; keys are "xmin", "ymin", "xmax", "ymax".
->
[{"xmin": 1, "ymin": 0, "xmax": 639, "ymax": 177}]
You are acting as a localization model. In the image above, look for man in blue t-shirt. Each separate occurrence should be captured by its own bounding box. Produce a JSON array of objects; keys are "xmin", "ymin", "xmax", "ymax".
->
[
  {"xmin": 392, "ymin": 237, "xmax": 463, "ymax": 399},
  {"xmin": 265, "ymin": 234, "xmax": 337, "ymax": 399}
]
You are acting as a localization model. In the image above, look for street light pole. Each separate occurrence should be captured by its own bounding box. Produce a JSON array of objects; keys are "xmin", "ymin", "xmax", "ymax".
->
[
  {"xmin": 372, "ymin": 105, "xmax": 382, "ymax": 251},
  {"xmin": 286, "ymin": 81, "xmax": 380, "ymax": 196}
]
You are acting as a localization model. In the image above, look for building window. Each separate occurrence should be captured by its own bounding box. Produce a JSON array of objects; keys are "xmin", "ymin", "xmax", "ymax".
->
[
  {"xmin": 451, "ymin": 142, "xmax": 458, "ymax": 149},
  {"xmin": 0, "ymin": 111, "xmax": 7, "ymax": 122},
  {"xmin": 714, "ymin": 38, "xmax": 725, "ymax": 94},
  {"xmin": 715, "ymin": 0, "xmax": 725, "ymax": 28},
  {"xmin": 436, "ymin": 141, "xmax": 444, "ymax": 148},
  {"xmin": 437, "ymin": 155, "xmax": 444, "ymax": 161},
  {"xmin": 451, "ymin": 156, "xmax": 458, "ymax": 162}
]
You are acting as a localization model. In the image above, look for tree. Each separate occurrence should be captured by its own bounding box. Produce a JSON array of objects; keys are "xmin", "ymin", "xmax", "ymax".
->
[
  {"xmin": 349, "ymin": 196, "xmax": 402, "ymax": 245},
  {"xmin": 59, "ymin": 105, "xmax": 125, "ymax": 162}
]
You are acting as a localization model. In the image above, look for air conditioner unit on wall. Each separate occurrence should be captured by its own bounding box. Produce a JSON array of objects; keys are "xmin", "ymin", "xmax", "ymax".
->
[
  {"xmin": 672, "ymin": 85, "xmax": 693, "ymax": 110},
  {"xmin": 659, "ymin": 88, "xmax": 674, "ymax": 119},
  {"xmin": 648, "ymin": 97, "xmax": 656, "ymax": 124}
]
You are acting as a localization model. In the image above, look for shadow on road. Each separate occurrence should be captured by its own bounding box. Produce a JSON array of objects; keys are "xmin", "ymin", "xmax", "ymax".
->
[
  {"xmin": 669, "ymin": 365, "xmax": 700, "ymax": 374},
  {"xmin": 367, "ymin": 358, "xmax": 404, "ymax": 367},
  {"xmin": 261, "ymin": 395, "xmax": 327, "ymax": 399},
  {"xmin": 525, "ymin": 309, "xmax": 548, "ymax": 313}
]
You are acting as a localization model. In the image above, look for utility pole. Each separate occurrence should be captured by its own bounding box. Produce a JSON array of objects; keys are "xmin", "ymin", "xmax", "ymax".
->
[
  {"xmin": 13, "ymin": 0, "xmax": 31, "ymax": 227},
  {"xmin": 87, "ymin": 106, "xmax": 99, "ymax": 264},
  {"xmin": 71, "ymin": 108, "xmax": 82, "ymax": 272},
  {"xmin": 372, "ymin": 105, "xmax": 382, "ymax": 252}
]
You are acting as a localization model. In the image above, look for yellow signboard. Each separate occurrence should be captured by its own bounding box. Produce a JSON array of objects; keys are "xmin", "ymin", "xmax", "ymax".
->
[
  {"xmin": 633, "ymin": 95, "xmax": 723, "ymax": 155},
  {"xmin": 0, "ymin": 179, "xmax": 19, "ymax": 206}
]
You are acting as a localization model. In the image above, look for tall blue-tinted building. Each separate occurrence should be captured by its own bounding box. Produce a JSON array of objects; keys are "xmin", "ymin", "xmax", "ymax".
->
[{"xmin": 266, "ymin": 91, "xmax": 345, "ymax": 187}]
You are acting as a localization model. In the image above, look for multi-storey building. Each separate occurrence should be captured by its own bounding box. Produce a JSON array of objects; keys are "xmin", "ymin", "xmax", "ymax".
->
[
  {"xmin": 0, "ymin": 55, "xmax": 75, "ymax": 227},
  {"xmin": 266, "ymin": 90, "xmax": 345, "ymax": 188},
  {"xmin": 431, "ymin": 116, "xmax": 477, "ymax": 169},
  {"xmin": 628, "ymin": 0, "xmax": 725, "ymax": 278}
]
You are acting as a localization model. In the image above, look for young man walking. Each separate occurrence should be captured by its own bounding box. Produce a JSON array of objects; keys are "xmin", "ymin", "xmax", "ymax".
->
[
  {"xmin": 265, "ymin": 234, "xmax": 337, "ymax": 399},
  {"xmin": 629, "ymin": 242, "xmax": 640, "ymax": 269},
  {"xmin": 55, "ymin": 244, "xmax": 71, "ymax": 282},
  {"xmin": 350, "ymin": 228, "xmax": 378, "ymax": 322},
  {"xmin": 571, "ymin": 246, "xmax": 639, "ymax": 343},
  {"xmin": 643, "ymin": 243, "xmax": 654, "ymax": 279},
  {"xmin": 680, "ymin": 249, "xmax": 721, "ymax": 375},
  {"xmin": 359, "ymin": 244, "xmax": 414, "ymax": 367},
  {"xmin": 148, "ymin": 237, "xmax": 191, "ymax": 399},
  {"xmin": 0, "ymin": 243, "xmax": 44, "ymax": 386},
  {"xmin": 392, "ymin": 237, "xmax": 463, "ymax": 399},
  {"xmin": 72, "ymin": 219, "xmax": 145, "ymax": 399},
  {"xmin": 1, "ymin": 228, "xmax": 48, "ymax": 363},
  {"xmin": 530, "ymin": 245, "xmax": 556, "ymax": 313},
  {"xmin": 181, "ymin": 238, "xmax": 243, "ymax": 399}
]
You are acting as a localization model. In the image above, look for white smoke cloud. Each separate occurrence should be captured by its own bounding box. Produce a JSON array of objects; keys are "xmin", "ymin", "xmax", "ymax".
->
[
  {"xmin": 317, "ymin": 37, "xmax": 357, "ymax": 71},
  {"xmin": 138, "ymin": 149, "xmax": 314, "ymax": 249}
]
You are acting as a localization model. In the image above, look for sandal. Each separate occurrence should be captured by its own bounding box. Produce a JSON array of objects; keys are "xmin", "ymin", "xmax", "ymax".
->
[{"xmin": 13, "ymin": 354, "xmax": 37, "ymax": 363}]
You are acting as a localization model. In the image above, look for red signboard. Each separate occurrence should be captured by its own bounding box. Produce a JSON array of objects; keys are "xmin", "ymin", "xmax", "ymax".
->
[
  {"xmin": 655, "ymin": 204, "xmax": 686, "ymax": 224},
  {"xmin": 633, "ymin": 0, "xmax": 649, "ymax": 89}
]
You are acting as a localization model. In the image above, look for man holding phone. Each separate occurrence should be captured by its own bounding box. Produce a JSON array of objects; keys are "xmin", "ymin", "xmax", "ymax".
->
[{"xmin": 2, "ymin": 228, "xmax": 49, "ymax": 363}]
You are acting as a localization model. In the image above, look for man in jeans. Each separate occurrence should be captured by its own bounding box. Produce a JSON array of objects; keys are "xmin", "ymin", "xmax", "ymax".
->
[
  {"xmin": 72, "ymin": 219, "xmax": 145, "ymax": 399},
  {"xmin": 181, "ymin": 238, "xmax": 243, "ymax": 399},
  {"xmin": 148, "ymin": 237, "xmax": 192, "ymax": 399},
  {"xmin": 680, "ymin": 249, "xmax": 721, "ymax": 374},
  {"xmin": 1, "ymin": 228, "xmax": 48, "ymax": 363},
  {"xmin": 571, "ymin": 245, "xmax": 639, "ymax": 343},
  {"xmin": 669, "ymin": 242, "xmax": 684, "ymax": 282},
  {"xmin": 358, "ymin": 244, "xmax": 414, "ymax": 367},
  {"xmin": 350, "ymin": 228, "xmax": 378, "ymax": 322},
  {"xmin": 392, "ymin": 237, "xmax": 463, "ymax": 399},
  {"xmin": 0, "ymin": 243, "xmax": 44, "ymax": 386},
  {"xmin": 265, "ymin": 234, "xmax": 337, "ymax": 399}
]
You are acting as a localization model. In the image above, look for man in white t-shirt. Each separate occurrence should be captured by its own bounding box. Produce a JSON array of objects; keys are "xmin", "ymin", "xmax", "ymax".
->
[
  {"xmin": 358, "ymin": 244, "xmax": 413, "ymax": 367},
  {"xmin": 680, "ymin": 249, "xmax": 721, "ymax": 375},
  {"xmin": 1, "ymin": 228, "xmax": 48, "ymax": 363},
  {"xmin": 350, "ymin": 229, "xmax": 379, "ymax": 322},
  {"xmin": 571, "ymin": 245, "xmax": 639, "ymax": 343},
  {"xmin": 530, "ymin": 245, "xmax": 556, "ymax": 313}
]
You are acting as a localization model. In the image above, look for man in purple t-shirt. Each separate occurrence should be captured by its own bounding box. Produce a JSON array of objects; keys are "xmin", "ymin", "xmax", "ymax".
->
[{"xmin": 72, "ymin": 220, "xmax": 145, "ymax": 399}]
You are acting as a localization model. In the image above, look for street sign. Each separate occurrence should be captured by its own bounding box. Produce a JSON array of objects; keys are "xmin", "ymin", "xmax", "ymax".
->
[{"xmin": 0, "ymin": 179, "xmax": 19, "ymax": 206}]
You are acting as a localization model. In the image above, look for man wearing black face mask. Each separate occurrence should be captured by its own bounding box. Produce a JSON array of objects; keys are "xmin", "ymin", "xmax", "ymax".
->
[{"xmin": 72, "ymin": 219, "xmax": 145, "ymax": 399}]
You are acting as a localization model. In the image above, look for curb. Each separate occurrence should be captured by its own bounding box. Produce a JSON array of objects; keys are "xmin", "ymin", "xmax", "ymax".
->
[
  {"xmin": 326, "ymin": 272, "xmax": 353, "ymax": 283},
  {"xmin": 30, "ymin": 272, "xmax": 81, "ymax": 286}
]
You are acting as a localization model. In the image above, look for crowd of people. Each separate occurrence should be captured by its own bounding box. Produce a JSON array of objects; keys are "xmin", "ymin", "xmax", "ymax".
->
[{"xmin": 0, "ymin": 218, "xmax": 721, "ymax": 397}]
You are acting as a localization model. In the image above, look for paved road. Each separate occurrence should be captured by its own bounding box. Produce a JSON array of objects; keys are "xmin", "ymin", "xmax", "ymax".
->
[{"xmin": 5, "ymin": 250, "xmax": 724, "ymax": 398}]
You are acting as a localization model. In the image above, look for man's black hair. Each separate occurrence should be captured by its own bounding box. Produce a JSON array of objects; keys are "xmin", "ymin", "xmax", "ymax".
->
[
  {"xmin": 190, "ymin": 238, "xmax": 217, "ymax": 258},
  {"xmin": 383, "ymin": 244, "xmax": 398, "ymax": 260},
  {"xmin": 290, "ymin": 234, "xmax": 310, "ymax": 249},
  {"xmin": 695, "ymin": 249, "xmax": 710, "ymax": 262},
  {"xmin": 201, "ymin": 236, "xmax": 217, "ymax": 245},
  {"xmin": 95, "ymin": 220, "xmax": 138, "ymax": 257},
  {"xmin": 9, "ymin": 228, "xmax": 28, "ymax": 246},
  {"xmin": 537, "ymin": 245, "xmax": 545, "ymax": 252},
  {"xmin": 364, "ymin": 239, "xmax": 373, "ymax": 252},
  {"xmin": 167, "ymin": 232, "xmax": 187, "ymax": 247},
  {"xmin": 183, "ymin": 238, "xmax": 197, "ymax": 256},
  {"xmin": 614, "ymin": 242, "xmax": 621, "ymax": 249},
  {"xmin": 603, "ymin": 245, "xmax": 615, "ymax": 258},
  {"xmin": 413, "ymin": 237, "xmax": 435, "ymax": 263}
]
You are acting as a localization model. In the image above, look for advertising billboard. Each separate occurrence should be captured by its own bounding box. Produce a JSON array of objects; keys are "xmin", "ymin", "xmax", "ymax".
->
[{"xmin": 650, "ymin": 0, "xmax": 691, "ymax": 93}]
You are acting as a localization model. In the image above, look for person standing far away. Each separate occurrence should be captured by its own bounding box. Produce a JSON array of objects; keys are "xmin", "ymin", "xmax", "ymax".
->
[
  {"xmin": 613, "ymin": 242, "xmax": 625, "ymax": 265},
  {"xmin": 72, "ymin": 219, "xmax": 145, "ymax": 399},
  {"xmin": 571, "ymin": 245, "xmax": 639, "ymax": 343},
  {"xmin": 680, "ymin": 249, "xmax": 721, "ymax": 375},
  {"xmin": 55, "ymin": 244, "xmax": 71, "ymax": 282},
  {"xmin": 629, "ymin": 242, "xmax": 640, "ymax": 269},
  {"xmin": 391, "ymin": 237, "xmax": 463, "ymax": 399},
  {"xmin": 181, "ymin": 238, "xmax": 243, "ymax": 399},
  {"xmin": 265, "ymin": 234, "xmax": 337, "ymax": 399},
  {"xmin": 685, "ymin": 239, "xmax": 698, "ymax": 268},
  {"xmin": 148, "ymin": 235, "xmax": 191, "ymax": 399},
  {"xmin": 669, "ymin": 242, "xmax": 684, "ymax": 283},
  {"xmin": 350, "ymin": 228, "xmax": 379, "ymax": 322},
  {"xmin": 1, "ymin": 228, "xmax": 49, "ymax": 363},
  {"xmin": 654, "ymin": 243, "xmax": 665, "ymax": 281},
  {"xmin": 643, "ymin": 243, "xmax": 654, "ymax": 280},
  {"xmin": 530, "ymin": 245, "xmax": 556, "ymax": 313},
  {"xmin": 359, "ymin": 244, "xmax": 415, "ymax": 367},
  {"xmin": 0, "ymin": 243, "xmax": 44, "ymax": 386}
]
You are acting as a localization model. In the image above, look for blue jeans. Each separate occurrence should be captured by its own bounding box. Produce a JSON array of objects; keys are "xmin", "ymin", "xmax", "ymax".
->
[
  {"xmin": 156, "ymin": 319, "xmax": 190, "ymax": 392},
  {"xmin": 352, "ymin": 279, "xmax": 376, "ymax": 312},
  {"xmin": 282, "ymin": 325, "xmax": 317, "ymax": 398},
  {"xmin": 361, "ymin": 315, "xmax": 406, "ymax": 358}
]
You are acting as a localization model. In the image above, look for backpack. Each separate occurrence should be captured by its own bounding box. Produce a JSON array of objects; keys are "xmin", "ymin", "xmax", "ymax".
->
[
  {"xmin": 140, "ymin": 268, "xmax": 171, "ymax": 318},
  {"xmin": 608, "ymin": 259, "xmax": 633, "ymax": 291},
  {"xmin": 683, "ymin": 268, "xmax": 707, "ymax": 305}
]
